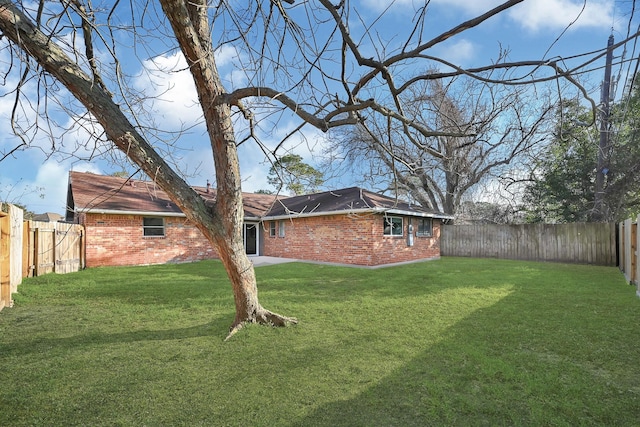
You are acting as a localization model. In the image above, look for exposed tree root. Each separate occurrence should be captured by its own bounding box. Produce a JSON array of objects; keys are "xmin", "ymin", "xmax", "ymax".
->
[{"xmin": 224, "ymin": 309, "xmax": 298, "ymax": 341}]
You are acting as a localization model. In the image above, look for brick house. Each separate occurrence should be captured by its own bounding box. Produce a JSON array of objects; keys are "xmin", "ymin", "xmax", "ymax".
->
[{"xmin": 66, "ymin": 171, "xmax": 452, "ymax": 267}]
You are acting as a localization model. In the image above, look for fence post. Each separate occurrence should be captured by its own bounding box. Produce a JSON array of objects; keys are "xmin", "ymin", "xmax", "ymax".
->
[
  {"xmin": 22, "ymin": 221, "xmax": 29, "ymax": 278},
  {"xmin": 34, "ymin": 226, "xmax": 40, "ymax": 277},
  {"xmin": 619, "ymin": 222, "xmax": 625, "ymax": 271},
  {"xmin": 0, "ymin": 211, "xmax": 10, "ymax": 309},
  {"xmin": 636, "ymin": 214, "xmax": 640, "ymax": 297},
  {"xmin": 27, "ymin": 221, "xmax": 35, "ymax": 278},
  {"xmin": 624, "ymin": 218, "xmax": 633, "ymax": 283},
  {"xmin": 9, "ymin": 204, "xmax": 23, "ymax": 293}
]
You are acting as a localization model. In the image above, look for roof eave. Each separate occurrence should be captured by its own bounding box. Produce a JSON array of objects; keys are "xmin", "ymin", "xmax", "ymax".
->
[
  {"xmin": 78, "ymin": 208, "xmax": 187, "ymax": 217},
  {"xmin": 76, "ymin": 206, "xmax": 453, "ymax": 221},
  {"xmin": 378, "ymin": 207, "xmax": 454, "ymax": 219},
  {"xmin": 264, "ymin": 207, "xmax": 452, "ymax": 221},
  {"xmin": 78, "ymin": 208, "xmax": 267, "ymax": 221}
]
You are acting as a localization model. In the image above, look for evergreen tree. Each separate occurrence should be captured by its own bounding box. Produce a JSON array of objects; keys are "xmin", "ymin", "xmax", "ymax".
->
[
  {"xmin": 267, "ymin": 154, "xmax": 324, "ymax": 195},
  {"xmin": 524, "ymin": 82, "xmax": 640, "ymax": 223}
]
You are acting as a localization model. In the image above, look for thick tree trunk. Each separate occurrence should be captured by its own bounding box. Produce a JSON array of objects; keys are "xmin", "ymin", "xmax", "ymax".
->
[
  {"xmin": 0, "ymin": 1, "xmax": 296, "ymax": 337},
  {"xmin": 158, "ymin": 0, "xmax": 297, "ymax": 337}
]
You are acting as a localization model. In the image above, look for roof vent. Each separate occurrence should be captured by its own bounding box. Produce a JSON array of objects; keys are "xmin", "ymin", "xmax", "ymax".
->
[{"xmin": 206, "ymin": 180, "xmax": 211, "ymax": 193}]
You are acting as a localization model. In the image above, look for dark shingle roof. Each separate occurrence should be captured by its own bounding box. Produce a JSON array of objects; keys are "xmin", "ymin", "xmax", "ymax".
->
[
  {"xmin": 67, "ymin": 171, "xmax": 451, "ymax": 220},
  {"xmin": 265, "ymin": 187, "xmax": 448, "ymax": 218}
]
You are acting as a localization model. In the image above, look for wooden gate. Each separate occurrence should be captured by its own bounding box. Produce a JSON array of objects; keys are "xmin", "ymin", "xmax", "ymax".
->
[
  {"xmin": 54, "ymin": 223, "xmax": 85, "ymax": 274},
  {"xmin": 25, "ymin": 221, "xmax": 85, "ymax": 277}
]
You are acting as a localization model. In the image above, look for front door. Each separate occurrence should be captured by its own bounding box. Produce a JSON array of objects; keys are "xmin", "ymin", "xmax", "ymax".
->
[{"xmin": 243, "ymin": 223, "xmax": 258, "ymax": 255}]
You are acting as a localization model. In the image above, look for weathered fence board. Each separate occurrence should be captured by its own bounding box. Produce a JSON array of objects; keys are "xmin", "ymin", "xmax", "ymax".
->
[
  {"xmin": 441, "ymin": 222, "xmax": 616, "ymax": 266},
  {"xmin": 1, "ymin": 207, "xmax": 86, "ymax": 310},
  {"xmin": 25, "ymin": 221, "xmax": 85, "ymax": 277},
  {"xmin": 0, "ymin": 211, "xmax": 10, "ymax": 309},
  {"xmin": 9, "ymin": 205, "xmax": 23, "ymax": 293},
  {"xmin": 618, "ymin": 217, "xmax": 640, "ymax": 297},
  {"xmin": 0, "ymin": 205, "xmax": 24, "ymax": 309},
  {"xmin": 55, "ymin": 222, "xmax": 85, "ymax": 274},
  {"xmin": 30, "ymin": 222, "xmax": 55, "ymax": 276}
]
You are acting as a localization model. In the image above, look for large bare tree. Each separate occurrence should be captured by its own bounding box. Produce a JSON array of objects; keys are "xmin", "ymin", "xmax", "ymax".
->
[
  {"xmin": 334, "ymin": 75, "xmax": 553, "ymax": 216},
  {"xmin": 0, "ymin": 0, "xmax": 629, "ymax": 337}
]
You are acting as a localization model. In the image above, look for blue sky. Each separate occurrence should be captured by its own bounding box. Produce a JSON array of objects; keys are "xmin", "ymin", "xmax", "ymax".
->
[{"xmin": 0, "ymin": 0, "xmax": 635, "ymax": 214}]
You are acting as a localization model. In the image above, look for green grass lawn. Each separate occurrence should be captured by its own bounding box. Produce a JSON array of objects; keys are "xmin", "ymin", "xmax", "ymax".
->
[{"xmin": 1, "ymin": 257, "xmax": 638, "ymax": 426}]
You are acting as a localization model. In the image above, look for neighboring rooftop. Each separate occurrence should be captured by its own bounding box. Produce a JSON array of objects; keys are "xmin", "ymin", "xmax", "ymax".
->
[{"xmin": 32, "ymin": 212, "xmax": 64, "ymax": 222}]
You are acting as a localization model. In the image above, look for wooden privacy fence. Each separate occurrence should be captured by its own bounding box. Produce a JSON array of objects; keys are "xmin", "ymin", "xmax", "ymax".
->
[
  {"xmin": 0, "ymin": 204, "xmax": 86, "ymax": 310},
  {"xmin": 0, "ymin": 210, "xmax": 7, "ymax": 309},
  {"xmin": 441, "ymin": 222, "xmax": 617, "ymax": 266},
  {"xmin": 24, "ymin": 220, "xmax": 86, "ymax": 277},
  {"xmin": 1, "ymin": 205, "xmax": 24, "ymax": 310},
  {"xmin": 618, "ymin": 217, "xmax": 640, "ymax": 297}
]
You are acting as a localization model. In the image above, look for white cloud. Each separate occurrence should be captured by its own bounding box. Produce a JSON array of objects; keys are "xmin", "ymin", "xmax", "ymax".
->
[
  {"xmin": 216, "ymin": 45, "xmax": 241, "ymax": 69},
  {"xmin": 240, "ymin": 159, "xmax": 271, "ymax": 193},
  {"xmin": 221, "ymin": 117, "xmax": 332, "ymax": 194},
  {"xmin": 369, "ymin": 0, "xmax": 614, "ymax": 32},
  {"xmin": 132, "ymin": 46, "xmax": 245, "ymax": 130},
  {"xmin": 432, "ymin": 0, "xmax": 504, "ymax": 15},
  {"xmin": 10, "ymin": 162, "xmax": 68, "ymax": 214},
  {"xmin": 419, "ymin": 0, "xmax": 613, "ymax": 32},
  {"xmin": 35, "ymin": 161, "xmax": 103, "ymax": 214},
  {"xmin": 359, "ymin": 0, "xmax": 503, "ymax": 16},
  {"xmin": 1, "ymin": 158, "xmax": 106, "ymax": 214},
  {"xmin": 34, "ymin": 162, "xmax": 73, "ymax": 213},
  {"xmin": 359, "ymin": 0, "xmax": 414, "ymax": 12},
  {"xmin": 508, "ymin": 0, "xmax": 614, "ymax": 32},
  {"xmin": 434, "ymin": 39, "xmax": 477, "ymax": 67},
  {"xmin": 133, "ymin": 52, "xmax": 202, "ymax": 129}
]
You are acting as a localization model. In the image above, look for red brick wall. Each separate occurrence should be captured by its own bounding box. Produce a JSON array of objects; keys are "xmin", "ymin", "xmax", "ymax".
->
[
  {"xmin": 81, "ymin": 213, "xmax": 217, "ymax": 267},
  {"xmin": 262, "ymin": 213, "xmax": 441, "ymax": 266},
  {"xmin": 81, "ymin": 212, "xmax": 441, "ymax": 267}
]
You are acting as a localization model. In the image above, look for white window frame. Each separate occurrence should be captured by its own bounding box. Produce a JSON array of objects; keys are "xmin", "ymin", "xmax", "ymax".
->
[
  {"xmin": 143, "ymin": 217, "xmax": 165, "ymax": 237},
  {"xmin": 269, "ymin": 221, "xmax": 277, "ymax": 237},
  {"xmin": 416, "ymin": 218, "xmax": 433, "ymax": 237},
  {"xmin": 383, "ymin": 216, "xmax": 403, "ymax": 237},
  {"xmin": 278, "ymin": 220, "xmax": 285, "ymax": 238}
]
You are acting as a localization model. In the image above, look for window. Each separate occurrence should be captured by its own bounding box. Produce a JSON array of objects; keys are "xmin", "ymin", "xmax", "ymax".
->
[
  {"xmin": 269, "ymin": 221, "xmax": 277, "ymax": 237},
  {"xmin": 383, "ymin": 216, "xmax": 403, "ymax": 236},
  {"xmin": 143, "ymin": 217, "xmax": 165, "ymax": 237},
  {"xmin": 416, "ymin": 218, "xmax": 433, "ymax": 237},
  {"xmin": 278, "ymin": 220, "xmax": 285, "ymax": 237}
]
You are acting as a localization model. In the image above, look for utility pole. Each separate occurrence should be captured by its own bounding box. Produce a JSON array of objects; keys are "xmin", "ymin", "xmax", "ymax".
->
[{"xmin": 593, "ymin": 34, "xmax": 614, "ymax": 222}]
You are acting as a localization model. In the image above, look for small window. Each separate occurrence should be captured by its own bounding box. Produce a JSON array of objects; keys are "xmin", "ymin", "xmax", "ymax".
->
[
  {"xmin": 269, "ymin": 221, "xmax": 277, "ymax": 237},
  {"xmin": 383, "ymin": 216, "xmax": 403, "ymax": 236},
  {"xmin": 416, "ymin": 218, "xmax": 433, "ymax": 237},
  {"xmin": 143, "ymin": 217, "xmax": 165, "ymax": 237},
  {"xmin": 278, "ymin": 220, "xmax": 285, "ymax": 237}
]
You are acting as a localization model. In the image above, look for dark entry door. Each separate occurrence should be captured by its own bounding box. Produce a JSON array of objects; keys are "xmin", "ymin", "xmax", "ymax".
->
[{"xmin": 244, "ymin": 223, "xmax": 258, "ymax": 255}]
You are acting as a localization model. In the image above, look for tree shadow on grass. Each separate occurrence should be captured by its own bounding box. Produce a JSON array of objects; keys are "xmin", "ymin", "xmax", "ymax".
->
[
  {"xmin": 0, "ymin": 315, "xmax": 233, "ymax": 359},
  {"xmin": 287, "ymin": 286, "xmax": 639, "ymax": 427}
]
